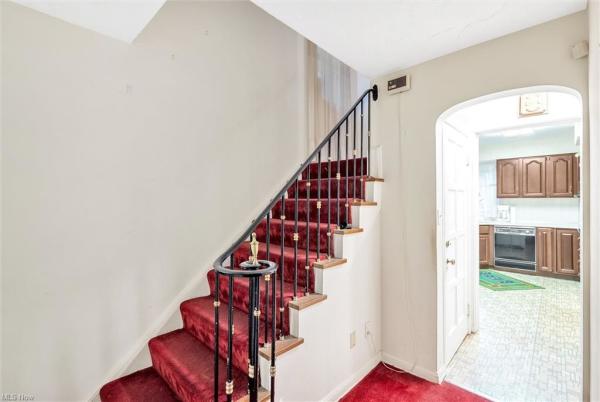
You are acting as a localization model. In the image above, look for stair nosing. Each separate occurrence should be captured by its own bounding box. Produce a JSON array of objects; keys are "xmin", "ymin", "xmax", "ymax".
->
[
  {"xmin": 258, "ymin": 336, "xmax": 304, "ymax": 359},
  {"xmin": 313, "ymin": 257, "xmax": 347, "ymax": 269},
  {"xmin": 288, "ymin": 293, "xmax": 327, "ymax": 310},
  {"xmin": 334, "ymin": 227, "xmax": 364, "ymax": 235}
]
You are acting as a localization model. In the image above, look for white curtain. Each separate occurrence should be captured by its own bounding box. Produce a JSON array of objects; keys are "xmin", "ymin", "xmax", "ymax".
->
[{"xmin": 306, "ymin": 42, "xmax": 364, "ymax": 152}]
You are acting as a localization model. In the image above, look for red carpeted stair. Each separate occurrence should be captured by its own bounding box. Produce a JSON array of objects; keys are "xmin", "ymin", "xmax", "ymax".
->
[
  {"xmin": 99, "ymin": 159, "xmax": 366, "ymax": 402},
  {"xmin": 272, "ymin": 198, "xmax": 352, "ymax": 225}
]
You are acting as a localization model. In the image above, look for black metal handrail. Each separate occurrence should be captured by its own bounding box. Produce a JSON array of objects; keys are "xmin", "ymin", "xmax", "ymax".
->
[
  {"xmin": 211, "ymin": 84, "xmax": 378, "ymax": 402},
  {"xmin": 212, "ymin": 84, "xmax": 378, "ymax": 272}
]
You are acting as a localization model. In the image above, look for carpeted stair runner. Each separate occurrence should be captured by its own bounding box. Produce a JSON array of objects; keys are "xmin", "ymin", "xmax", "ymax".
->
[{"xmin": 99, "ymin": 158, "xmax": 366, "ymax": 402}]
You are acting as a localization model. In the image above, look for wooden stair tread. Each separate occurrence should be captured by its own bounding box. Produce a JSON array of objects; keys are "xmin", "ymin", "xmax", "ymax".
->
[
  {"xmin": 259, "ymin": 336, "xmax": 304, "ymax": 359},
  {"xmin": 289, "ymin": 293, "xmax": 327, "ymax": 310},
  {"xmin": 351, "ymin": 200, "xmax": 377, "ymax": 206},
  {"xmin": 365, "ymin": 176, "xmax": 384, "ymax": 182},
  {"xmin": 236, "ymin": 387, "xmax": 270, "ymax": 402},
  {"xmin": 335, "ymin": 227, "xmax": 364, "ymax": 235},
  {"xmin": 313, "ymin": 258, "xmax": 347, "ymax": 269}
]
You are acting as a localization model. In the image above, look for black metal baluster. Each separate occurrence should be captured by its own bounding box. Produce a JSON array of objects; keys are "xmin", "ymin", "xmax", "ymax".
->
[
  {"xmin": 360, "ymin": 99, "xmax": 364, "ymax": 200},
  {"xmin": 305, "ymin": 164, "xmax": 311, "ymax": 295},
  {"xmin": 294, "ymin": 178, "xmax": 299, "ymax": 299},
  {"xmin": 247, "ymin": 273, "xmax": 257, "ymax": 401},
  {"xmin": 270, "ymin": 267, "xmax": 276, "ymax": 402},
  {"xmin": 247, "ymin": 272, "xmax": 253, "ymax": 397},
  {"xmin": 279, "ymin": 195, "xmax": 285, "ymax": 339},
  {"xmin": 368, "ymin": 91, "xmax": 371, "ymax": 178},
  {"xmin": 336, "ymin": 129, "xmax": 341, "ymax": 228},
  {"xmin": 213, "ymin": 271, "xmax": 220, "ymax": 402},
  {"xmin": 327, "ymin": 140, "xmax": 332, "ymax": 258},
  {"xmin": 353, "ymin": 109, "xmax": 357, "ymax": 202},
  {"xmin": 226, "ymin": 256, "xmax": 234, "ymax": 402},
  {"xmin": 265, "ymin": 213, "xmax": 270, "ymax": 342},
  {"xmin": 345, "ymin": 119, "xmax": 349, "ymax": 228},
  {"xmin": 253, "ymin": 274, "xmax": 260, "ymax": 399},
  {"xmin": 317, "ymin": 151, "xmax": 322, "ymax": 261}
]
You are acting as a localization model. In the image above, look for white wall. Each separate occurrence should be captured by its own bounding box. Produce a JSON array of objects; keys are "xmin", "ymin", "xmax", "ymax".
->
[
  {"xmin": 588, "ymin": 1, "xmax": 599, "ymax": 401},
  {"xmin": 1, "ymin": 1, "xmax": 308, "ymax": 400},
  {"xmin": 373, "ymin": 11, "xmax": 588, "ymax": 383}
]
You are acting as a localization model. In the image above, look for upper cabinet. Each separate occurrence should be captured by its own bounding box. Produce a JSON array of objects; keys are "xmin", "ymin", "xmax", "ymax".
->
[
  {"xmin": 497, "ymin": 153, "xmax": 577, "ymax": 198},
  {"xmin": 497, "ymin": 158, "xmax": 521, "ymax": 198},
  {"xmin": 573, "ymin": 154, "xmax": 580, "ymax": 197},
  {"xmin": 521, "ymin": 157, "xmax": 546, "ymax": 197},
  {"xmin": 546, "ymin": 154, "xmax": 573, "ymax": 197}
]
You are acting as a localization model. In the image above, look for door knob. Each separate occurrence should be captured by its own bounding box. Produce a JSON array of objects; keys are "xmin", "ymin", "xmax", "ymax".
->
[{"xmin": 446, "ymin": 258, "xmax": 456, "ymax": 265}]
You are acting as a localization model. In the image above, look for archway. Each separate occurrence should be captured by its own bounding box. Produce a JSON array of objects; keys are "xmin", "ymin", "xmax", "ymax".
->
[{"xmin": 436, "ymin": 86, "xmax": 584, "ymax": 401}]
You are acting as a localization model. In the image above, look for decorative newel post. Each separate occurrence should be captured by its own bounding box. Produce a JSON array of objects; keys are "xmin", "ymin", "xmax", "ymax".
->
[{"xmin": 240, "ymin": 233, "xmax": 261, "ymax": 402}]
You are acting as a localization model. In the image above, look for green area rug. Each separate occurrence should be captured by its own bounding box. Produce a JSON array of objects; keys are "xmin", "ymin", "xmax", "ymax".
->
[{"xmin": 479, "ymin": 269, "xmax": 544, "ymax": 291}]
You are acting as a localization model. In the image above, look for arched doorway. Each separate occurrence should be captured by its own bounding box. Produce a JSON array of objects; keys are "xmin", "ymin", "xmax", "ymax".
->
[{"xmin": 436, "ymin": 86, "xmax": 584, "ymax": 401}]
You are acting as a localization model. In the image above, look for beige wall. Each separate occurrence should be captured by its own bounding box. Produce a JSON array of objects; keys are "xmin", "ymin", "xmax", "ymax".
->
[
  {"xmin": 588, "ymin": 2, "xmax": 599, "ymax": 401},
  {"xmin": 1, "ymin": 1, "xmax": 307, "ymax": 400},
  {"xmin": 373, "ymin": 11, "xmax": 589, "ymax": 382}
]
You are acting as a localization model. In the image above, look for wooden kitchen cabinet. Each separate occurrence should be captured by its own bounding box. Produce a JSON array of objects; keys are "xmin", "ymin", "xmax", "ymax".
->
[
  {"xmin": 574, "ymin": 154, "xmax": 580, "ymax": 197},
  {"xmin": 479, "ymin": 225, "xmax": 494, "ymax": 268},
  {"xmin": 556, "ymin": 229, "xmax": 580, "ymax": 276},
  {"xmin": 522, "ymin": 157, "xmax": 546, "ymax": 197},
  {"xmin": 497, "ymin": 158, "xmax": 521, "ymax": 198},
  {"xmin": 496, "ymin": 153, "xmax": 578, "ymax": 198},
  {"xmin": 536, "ymin": 227, "xmax": 555, "ymax": 273},
  {"xmin": 547, "ymin": 154, "xmax": 574, "ymax": 197}
]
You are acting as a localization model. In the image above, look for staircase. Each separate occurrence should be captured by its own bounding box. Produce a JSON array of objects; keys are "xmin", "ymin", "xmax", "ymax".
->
[{"xmin": 99, "ymin": 86, "xmax": 380, "ymax": 402}]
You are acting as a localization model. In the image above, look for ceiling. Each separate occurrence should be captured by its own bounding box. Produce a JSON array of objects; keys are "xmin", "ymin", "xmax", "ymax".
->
[
  {"xmin": 11, "ymin": 0, "xmax": 166, "ymax": 43},
  {"xmin": 446, "ymin": 91, "xmax": 582, "ymax": 134},
  {"xmin": 478, "ymin": 124, "xmax": 575, "ymax": 145},
  {"xmin": 250, "ymin": 0, "xmax": 587, "ymax": 77}
]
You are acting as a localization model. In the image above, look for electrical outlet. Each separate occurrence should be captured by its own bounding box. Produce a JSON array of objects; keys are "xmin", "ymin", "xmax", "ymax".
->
[{"xmin": 350, "ymin": 331, "xmax": 356, "ymax": 349}]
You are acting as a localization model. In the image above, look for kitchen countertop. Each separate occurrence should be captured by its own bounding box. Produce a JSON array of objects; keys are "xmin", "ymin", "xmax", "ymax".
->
[{"xmin": 479, "ymin": 221, "xmax": 580, "ymax": 230}]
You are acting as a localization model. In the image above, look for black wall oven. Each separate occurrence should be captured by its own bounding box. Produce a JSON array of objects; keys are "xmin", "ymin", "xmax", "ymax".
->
[{"xmin": 494, "ymin": 226, "xmax": 536, "ymax": 271}]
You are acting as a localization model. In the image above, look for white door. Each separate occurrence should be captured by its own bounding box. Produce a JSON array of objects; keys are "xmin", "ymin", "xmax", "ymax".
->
[{"xmin": 442, "ymin": 123, "xmax": 470, "ymax": 364}]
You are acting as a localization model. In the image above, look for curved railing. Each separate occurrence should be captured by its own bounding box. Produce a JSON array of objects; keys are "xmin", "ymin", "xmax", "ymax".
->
[{"xmin": 211, "ymin": 85, "xmax": 378, "ymax": 402}]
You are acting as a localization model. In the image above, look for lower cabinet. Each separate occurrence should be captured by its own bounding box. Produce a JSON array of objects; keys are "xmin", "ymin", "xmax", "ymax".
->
[
  {"xmin": 536, "ymin": 227, "xmax": 556, "ymax": 273},
  {"xmin": 479, "ymin": 225, "xmax": 494, "ymax": 267},
  {"xmin": 556, "ymin": 229, "xmax": 580, "ymax": 276},
  {"xmin": 535, "ymin": 227, "xmax": 580, "ymax": 277}
]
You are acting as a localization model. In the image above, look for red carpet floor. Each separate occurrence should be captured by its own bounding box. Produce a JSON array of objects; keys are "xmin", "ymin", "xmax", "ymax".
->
[{"xmin": 340, "ymin": 363, "xmax": 488, "ymax": 402}]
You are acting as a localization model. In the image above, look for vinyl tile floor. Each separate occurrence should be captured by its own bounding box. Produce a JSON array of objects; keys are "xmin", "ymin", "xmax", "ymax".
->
[{"xmin": 445, "ymin": 270, "xmax": 582, "ymax": 402}]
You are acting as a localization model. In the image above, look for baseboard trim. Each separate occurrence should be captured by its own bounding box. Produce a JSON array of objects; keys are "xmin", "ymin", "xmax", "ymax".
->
[
  {"xmin": 86, "ymin": 265, "xmax": 212, "ymax": 401},
  {"xmin": 436, "ymin": 361, "xmax": 449, "ymax": 383},
  {"xmin": 381, "ymin": 352, "xmax": 440, "ymax": 383},
  {"xmin": 320, "ymin": 353, "xmax": 381, "ymax": 401}
]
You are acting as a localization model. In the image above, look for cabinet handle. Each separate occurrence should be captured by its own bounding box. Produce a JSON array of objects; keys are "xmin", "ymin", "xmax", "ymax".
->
[{"xmin": 446, "ymin": 258, "xmax": 456, "ymax": 265}]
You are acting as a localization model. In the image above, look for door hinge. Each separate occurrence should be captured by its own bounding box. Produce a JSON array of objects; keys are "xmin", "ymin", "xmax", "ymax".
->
[{"xmin": 467, "ymin": 304, "xmax": 471, "ymax": 318}]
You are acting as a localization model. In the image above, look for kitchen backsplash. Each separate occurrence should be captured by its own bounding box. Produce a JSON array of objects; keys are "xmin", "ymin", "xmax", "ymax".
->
[{"xmin": 495, "ymin": 198, "xmax": 580, "ymax": 227}]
